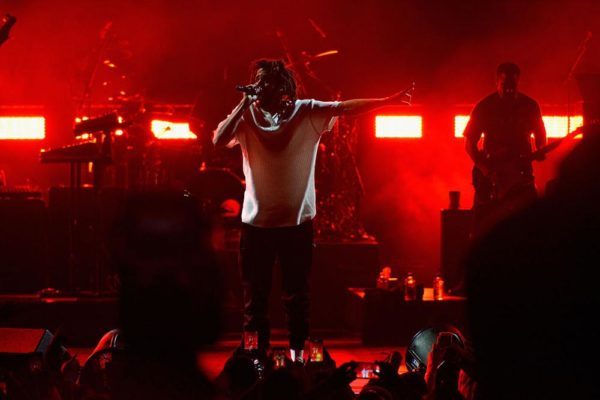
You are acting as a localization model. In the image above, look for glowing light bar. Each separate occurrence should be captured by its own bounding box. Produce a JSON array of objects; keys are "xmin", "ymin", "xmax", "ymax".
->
[
  {"xmin": 375, "ymin": 116, "xmax": 422, "ymax": 138},
  {"xmin": 151, "ymin": 120, "xmax": 197, "ymax": 139},
  {"xmin": 0, "ymin": 117, "xmax": 46, "ymax": 140},
  {"xmin": 542, "ymin": 115, "xmax": 584, "ymax": 138},
  {"xmin": 455, "ymin": 115, "xmax": 584, "ymax": 138},
  {"xmin": 454, "ymin": 115, "xmax": 470, "ymax": 138}
]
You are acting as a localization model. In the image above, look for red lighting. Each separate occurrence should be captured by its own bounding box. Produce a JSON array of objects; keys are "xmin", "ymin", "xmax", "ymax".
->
[
  {"xmin": 454, "ymin": 115, "xmax": 584, "ymax": 138},
  {"xmin": 542, "ymin": 116, "xmax": 584, "ymax": 138},
  {"xmin": 375, "ymin": 116, "xmax": 422, "ymax": 138},
  {"xmin": 150, "ymin": 120, "xmax": 197, "ymax": 139},
  {"xmin": 454, "ymin": 115, "xmax": 470, "ymax": 138},
  {"xmin": 0, "ymin": 117, "xmax": 46, "ymax": 140}
]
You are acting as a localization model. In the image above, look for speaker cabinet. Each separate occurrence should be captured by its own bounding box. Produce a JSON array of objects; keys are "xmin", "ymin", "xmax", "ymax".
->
[
  {"xmin": 47, "ymin": 187, "xmax": 125, "ymax": 292},
  {"xmin": 0, "ymin": 328, "xmax": 54, "ymax": 356},
  {"xmin": 0, "ymin": 328, "xmax": 70, "ymax": 392},
  {"xmin": 0, "ymin": 199, "xmax": 47, "ymax": 293},
  {"xmin": 0, "ymin": 328, "xmax": 55, "ymax": 377},
  {"xmin": 440, "ymin": 209, "xmax": 473, "ymax": 293}
]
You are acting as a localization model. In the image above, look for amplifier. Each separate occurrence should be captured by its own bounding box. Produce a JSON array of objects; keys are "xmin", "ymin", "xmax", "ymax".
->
[
  {"xmin": 440, "ymin": 209, "xmax": 473, "ymax": 294},
  {"xmin": 0, "ymin": 199, "xmax": 47, "ymax": 293}
]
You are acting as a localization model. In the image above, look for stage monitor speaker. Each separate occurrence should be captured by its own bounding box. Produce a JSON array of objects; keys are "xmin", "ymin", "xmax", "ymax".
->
[
  {"xmin": 440, "ymin": 209, "xmax": 472, "ymax": 293},
  {"xmin": 0, "ymin": 328, "xmax": 54, "ymax": 356},
  {"xmin": 47, "ymin": 187, "xmax": 125, "ymax": 292},
  {"xmin": 0, "ymin": 328, "xmax": 54, "ymax": 378},
  {"xmin": 0, "ymin": 328, "xmax": 70, "ymax": 393}
]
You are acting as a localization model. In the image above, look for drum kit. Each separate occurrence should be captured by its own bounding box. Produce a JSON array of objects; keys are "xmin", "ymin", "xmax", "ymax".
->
[{"xmin": 58, "ymin": 21, "xmax": 247, "ymax": 226}]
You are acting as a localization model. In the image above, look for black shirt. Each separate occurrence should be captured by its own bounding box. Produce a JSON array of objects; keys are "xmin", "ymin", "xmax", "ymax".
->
[{"xmin": 465, "ymin": 92, "xmax": 546, "ymax": 162}]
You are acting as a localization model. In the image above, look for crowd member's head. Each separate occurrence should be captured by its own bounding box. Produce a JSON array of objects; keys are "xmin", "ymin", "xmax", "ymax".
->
[
  {"xmin": 213, "ymin": 352, "xmax": 259, "ymax": 400},
  {"xmin": 466, "ymin": 123, "xmax": 600, "ymax": 399},
  {"xmin": 357, "ymin": 385, "xmax": 394, "ymax": 400},
  {"xmin": 109, "ymin": 191, "xmax": 223, "ymax": 400},
  {"xmin": 260, "ymin": 368, "xmax": 304, "ymax": 400},
  {"xmin": 112, "ymin": 191, "xmax": 222, "ymax": 357}
]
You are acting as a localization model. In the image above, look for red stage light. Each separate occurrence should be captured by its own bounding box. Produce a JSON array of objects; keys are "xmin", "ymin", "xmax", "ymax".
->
[
  {"xmin": 454, "ymin": 115, "xmax": 470, "ymax": 138},
  {"xmin": 0, "ymin": 117, "xmax": 46, "ymax": 140},
  {"xmin": 150, "ymin": 120, "xmax": 197, "ymax": 139},
  {"xmin": 542, "ymin": 116, "xmax": 584, "ymax": 138},
  {"xmin": 375, "ymin": 116, "xmax": 422, "ymax": 138},
  {"xmin": 454, "ymin": 115, "xmax": 584, "ymax": 138}
]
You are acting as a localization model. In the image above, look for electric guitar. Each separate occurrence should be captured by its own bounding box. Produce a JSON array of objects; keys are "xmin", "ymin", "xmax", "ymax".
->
[
  {"xmin": 0, "ymin": 13, "xmax": 17, "ymax": 47},
  {"xmin": 473, "ymin": 127, "xmax": 583, "ymax": 203}
]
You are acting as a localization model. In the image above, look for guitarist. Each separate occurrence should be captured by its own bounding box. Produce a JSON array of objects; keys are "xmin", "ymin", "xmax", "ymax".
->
[{"xmin": 464, "ymin": 62, "xmax": 547, "ymax": 237}]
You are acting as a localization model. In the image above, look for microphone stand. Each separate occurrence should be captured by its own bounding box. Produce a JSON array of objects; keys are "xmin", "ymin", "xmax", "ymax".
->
[{"xmin": 565, "ymin": 31, "xmax": 592, "ymax": 132}]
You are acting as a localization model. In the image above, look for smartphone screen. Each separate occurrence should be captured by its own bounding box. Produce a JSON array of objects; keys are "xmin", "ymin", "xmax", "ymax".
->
[{"xmin": 355, "ymin": 362, "xmax": 380, "ymax": 379}]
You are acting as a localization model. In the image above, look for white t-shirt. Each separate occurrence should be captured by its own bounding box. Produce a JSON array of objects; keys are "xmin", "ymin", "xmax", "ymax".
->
[{"xmin": 218, "ymin": 99, "xmax": 340, "ymax": 228}]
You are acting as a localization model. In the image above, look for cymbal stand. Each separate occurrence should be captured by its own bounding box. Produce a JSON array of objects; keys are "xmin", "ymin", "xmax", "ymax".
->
[{"xmin": 565, "ymin": 31, "xmax": 592, "ymax": 132}]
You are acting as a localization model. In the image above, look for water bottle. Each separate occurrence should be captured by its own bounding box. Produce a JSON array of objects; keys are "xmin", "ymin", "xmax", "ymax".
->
[
  {"xmin": 404, "ymin": 272, "xmax": 417, "ymax": 301},
  {"xmin": 433, "ymin": 274, "xmax": 445, "ymax": 301},
  {"xmin": 376, "ymin": 266, "xmax": 392, "ymax": 289},
  {"xmin": 376, "ymin": 272, "xmax": 388, "ymax": 289}
]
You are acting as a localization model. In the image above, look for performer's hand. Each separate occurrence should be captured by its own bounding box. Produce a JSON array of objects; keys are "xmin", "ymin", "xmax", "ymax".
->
[
  {"xmin": 387, "ymin": 82, "xmax": 415, "ymax": 106},
  {"xmin": 244, "ymin": 93, "xmax": 259, "ymax": 105},
  {"xmin": 331, "ymin": 361, "xmax": 358, "ymax": 385},
  {"xmin": 373, "ymin": 360, "xmax": 397, "ymax": 382}
]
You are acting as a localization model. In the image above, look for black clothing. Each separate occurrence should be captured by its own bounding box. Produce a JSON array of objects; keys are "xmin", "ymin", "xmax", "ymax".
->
[
  {"xmin": 240, "ymin": 220, "xmax": 313, "ymax": 350},
  {"xmin": 465, "ymin": 127, "xmax": 600, "ymax": 399},
  {"xmin": 464, "ymin": 92, "xmax": 546, "ymax": 235},
  {"xmin": 466, "ymin": 92, "xmax": 545, "ymax": 165}
]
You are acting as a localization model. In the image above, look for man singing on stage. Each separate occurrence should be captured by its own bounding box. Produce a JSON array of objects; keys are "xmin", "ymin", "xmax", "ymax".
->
[
  {"xmin": 214, "ymin": 59, "xmax": 413, "ymax": 361},
  {"xmin": 464, "ymin": 62, "xmax": 547, "ymax": 237}
]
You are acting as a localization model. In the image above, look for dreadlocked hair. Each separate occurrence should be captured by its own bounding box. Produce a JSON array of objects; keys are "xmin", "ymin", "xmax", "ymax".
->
[{"xmin": 250, "ymin": 59, "xmax": 298, "ymax": 102}]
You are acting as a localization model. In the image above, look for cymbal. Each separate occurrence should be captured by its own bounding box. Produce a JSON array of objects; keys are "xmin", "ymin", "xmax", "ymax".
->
[
  {"xmin": 300, "ymin": 49, "xmax": 339, "ymax": 63},
  {"xmin": 285, "ymin": 50, "xmax": 339, "ymax": 69}
]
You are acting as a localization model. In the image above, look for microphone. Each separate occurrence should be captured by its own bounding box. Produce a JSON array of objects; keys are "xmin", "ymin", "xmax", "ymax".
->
[{"xmin": 235, "ymin": 84, "xmax": 262, "ymax": 96}]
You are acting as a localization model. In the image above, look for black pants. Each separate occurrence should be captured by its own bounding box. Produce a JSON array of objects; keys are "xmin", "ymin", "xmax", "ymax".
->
[{"xmin": 240, "ymin": 220, "xmax": 313, "ymax": 350}]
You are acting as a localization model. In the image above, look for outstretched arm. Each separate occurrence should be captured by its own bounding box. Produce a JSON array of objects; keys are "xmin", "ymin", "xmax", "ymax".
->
[
  {"xmin": 335, "ymin": 84, "xmax": 414, "ymax": 116},
  {"xmin": 212, "ymin": 96, "xmax": 253, "ymax": 147}
]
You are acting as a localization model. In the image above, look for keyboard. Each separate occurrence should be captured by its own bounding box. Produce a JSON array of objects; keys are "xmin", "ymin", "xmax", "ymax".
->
[
  {"xmin": 0, "ymin": 187, "xmax": 42, "ymax": 199},
  {"xmin": 40, "ymin": 141, "xmax": 105, "ymax": 164}
]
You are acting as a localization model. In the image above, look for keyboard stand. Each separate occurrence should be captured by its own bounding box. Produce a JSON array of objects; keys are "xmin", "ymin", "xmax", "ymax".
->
[{"xmin": 63, "ymin": 134, "xmax": 111, "ymax": 296}]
